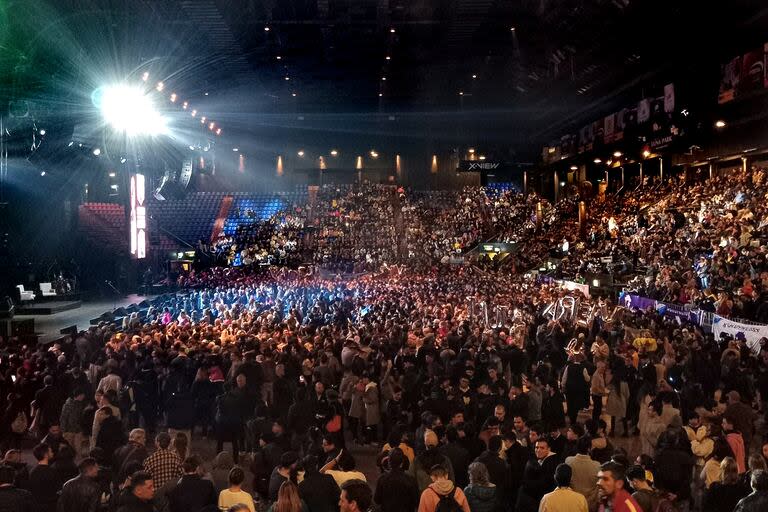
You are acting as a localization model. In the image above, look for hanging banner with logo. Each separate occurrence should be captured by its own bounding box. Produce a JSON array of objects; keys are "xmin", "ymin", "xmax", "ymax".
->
[
  {"xmin": 740, "ymin": 48, "xmax": 765, "ymax": 94},
  {"xmin": 637, "ymin": 98, "xmax": 651, "ymax": 123},
  {"xmin": 664, "ymin": 83, "xmax": 675, "ymax": 113},
  {"xmin": 712, "ymin": 315, "xmax": 768, "ymax": 354},
  {"xmin": 457, "ymin": 160, "xmax": 504, "ymax": 172},
  {"xmin": 719, "ymin": 56, "xmax": 742, "ymax": 104},
  {"xmin": 604, "ymin": 114, "xmax": 615, "ymax": 144}
]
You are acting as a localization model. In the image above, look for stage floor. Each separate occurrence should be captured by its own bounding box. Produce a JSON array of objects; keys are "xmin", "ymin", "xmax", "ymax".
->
[
  {"xmin": 16, "ymin": 300, "xmax": 82, "ymax": 315},
  {"xmin": 13, "ymin": 294, "xmax": 156, "ymax": 344}
]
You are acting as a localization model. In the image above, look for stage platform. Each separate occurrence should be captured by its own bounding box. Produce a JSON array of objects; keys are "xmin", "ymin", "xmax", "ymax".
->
[
  {"xmin": 16, "ymin": 300, "xmax": 82, "ymax": 315},
  {"xmin": 12, "ymin": 294, "xmax": 157, "ymax": 344}
]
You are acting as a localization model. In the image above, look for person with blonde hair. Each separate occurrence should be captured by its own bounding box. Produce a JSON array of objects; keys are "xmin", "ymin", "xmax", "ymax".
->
[
  {"xmin": 703, "ymin": 457, "xmax": 749, "ymax": 512},
  {"xmin": 268, "ymin": 480, "xmax": 308, "ymax": 512}
]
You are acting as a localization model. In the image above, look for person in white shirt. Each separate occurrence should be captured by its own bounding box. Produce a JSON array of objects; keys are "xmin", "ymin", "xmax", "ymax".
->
[{"xmin": 219, "ymin": 466, "xmax": 256, "ymax": 512}]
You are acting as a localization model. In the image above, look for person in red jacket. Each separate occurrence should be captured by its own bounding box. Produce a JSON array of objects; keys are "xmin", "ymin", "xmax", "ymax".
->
[{"xmin": 598, "ymin": 462, "xmax": 641, "ymax": 512}]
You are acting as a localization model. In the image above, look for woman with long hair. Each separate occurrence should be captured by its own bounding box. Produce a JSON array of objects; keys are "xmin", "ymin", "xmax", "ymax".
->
[
  {"xmin": 268, "ymin": 481, "xmax": 307, "ymax": 512},
  {"xmin": 172, "ymin": 431, "xmax": 189, "ymax": 460},
  {"xmin": 702, "ymin": 457, "xmax": 749, "ymax": 512},
  {"xmin": 463, "ymin": 462, "xmax": 497, "ymax": 512}
]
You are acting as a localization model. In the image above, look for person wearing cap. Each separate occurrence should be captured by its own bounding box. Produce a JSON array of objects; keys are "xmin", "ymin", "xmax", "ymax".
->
[{"xmin": 539, "ymin": 463, "xmax": 588, "ymax": 512}]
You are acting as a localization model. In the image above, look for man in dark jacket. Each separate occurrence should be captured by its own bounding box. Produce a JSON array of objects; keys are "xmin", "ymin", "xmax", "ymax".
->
[
  {"xmin": 113, "ymin": 429, "xmax": 149, "ymax": 485},
  {"xmin": 26, "ymin": 443, "xmax": 61, "ymax": 512},
  {"xmin": 298, "ymin": 455, "xmax": 340, "ymax": 512},
  {"xmin": 167, "ymin": 456, "xmax": 217, "ymax": 512},
  {"xmin": 515, "ymin": 438, "xmax": 558, "ymax": 512},
  {"xmin": 116, "ymin": 470, "xmax": 155, "ymax": 512},
  {"xmin": 439, "ymin": 427, "xmax": 470, "ymax": 488},
  {"xmin": 57, "ymin": 458, "xmax": 102, "ymax": 512},
  {"xmin": 0, "ymin": 464, "xmax": 34, "ymax": 512},
  {"xmin": 475, "ymin": 436, "xmax": 510, "ymax": 505},
  {"xmin": 735, "ymin": 469, "xmax": 768, "ymax": 512},
  {"xmin": 374, "ymin": 448, "xmax": 419, "ymax": 512}
]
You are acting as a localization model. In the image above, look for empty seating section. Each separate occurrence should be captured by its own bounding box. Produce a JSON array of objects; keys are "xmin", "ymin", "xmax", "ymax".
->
[
  {"xmin": 78, "ymin": 203, "xmax": 127, "ymax": 249},
  {"xmin": 223, "ymin": 191, "xmax": 307, "ymax": 235},
  {"xmin": 148, "ymin": 192, "xmax": 227, "ymax": 248}
]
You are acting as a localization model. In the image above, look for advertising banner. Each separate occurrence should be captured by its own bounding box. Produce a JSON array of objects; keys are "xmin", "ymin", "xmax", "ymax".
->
[{"xmin": 712, "ymin": 315, "xmax": 768, "ymax": 354}]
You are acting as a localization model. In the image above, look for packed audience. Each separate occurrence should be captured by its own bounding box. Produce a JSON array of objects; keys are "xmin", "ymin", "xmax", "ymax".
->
[{"xmin": 3, "ymin": 169, "xmax": 768, "ymax": 512}]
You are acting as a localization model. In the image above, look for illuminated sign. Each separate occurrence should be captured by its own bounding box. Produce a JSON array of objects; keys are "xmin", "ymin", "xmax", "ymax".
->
[{"xmin": 130, "ymin": 174, "xmax": 147, "ymax": 259}]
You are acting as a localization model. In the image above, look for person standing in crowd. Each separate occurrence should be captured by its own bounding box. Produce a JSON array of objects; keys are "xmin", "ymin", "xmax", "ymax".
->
[
  {"xmin": 142, "ymin": 432, "xmax": 182, "ymax": 493},
  {"xmin": 562, "ymin": 354, "xmax": 590, "ymax": 427},
  {"xmin": 734, "ymin": 469, "xmax": 768, "ymax": 512},
  {"xmin": 116, "ymin": 470, "xmax": 155, "ymax": 512},
  {"xmin": 702, "ymin": 457, "xmax": 749, "ymax": 512},
  {"xmin": 27, "ymin": 443, "xmax": 60, "ymax": 512},
  {"xmin": 539, "ymin": 464, "xmax": 588, "ymax": 512},
  {"xmin": 374, "ymin": 448, "xmax": 419, "ymax": 512},
  {"xmin": 0, "ymin": 463, "xmax": 34, "ymax": 512},
  {"xmin": 299, "ymin": 455, "xmax": 340, "ymax": 512},
  {"xmin": 462, "ymin": 462, "xmax": 497, "ymax": 512},
  {"xmin": 114, "ymin": 429, "xmax": 149, "ymax": 486},
  {"xmin": 167, "ymin": 456, "xmax": 217, "ymax": 512},
  {"xmin": 565, "ymin": 437, "xmax": 601, "ymax": 512},
  {"xmin": 590, "ymin": 362, "xmax": 607, "ymax": 423},
  {"xmin": 516, "ymin": 438, "xmax": 558, "ymax": 512},
  {"xmin": 56, "ymin": 458, "xmax": 102, "ymax": 512},
  {"xmin": 339, "ymin": 480, "xmax": 372, "ymax": 512},
  {"xmin": 410, "ymin": 430, "xmax": 455, "ymax": 492},
  {"xmin": 597, "ymin": 462, "xmax": 641, "ymax": 512},
  {"xmin": 219, "ymin": 466, "xmax": 256, "ymax": 512},
  {"xmin": 417, "ymin": 465, "xmax": 470, "ymax": 512},
  {"xmin": 59, "ymin": 388, "xmax": 88, "ymax": 459},
  {"xmin": 474, "ymin": 436, "xmax": 509, "ymax": 506}
]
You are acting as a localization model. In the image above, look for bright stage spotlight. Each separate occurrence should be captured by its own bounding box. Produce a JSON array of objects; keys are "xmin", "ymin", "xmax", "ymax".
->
[{"xmin": 95, "ymin": 85, "xmax": 168, "ymax": 136}]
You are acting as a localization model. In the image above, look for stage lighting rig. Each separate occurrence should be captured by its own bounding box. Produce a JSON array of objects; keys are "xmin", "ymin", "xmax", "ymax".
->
[{"xmin": 94, "ymin": 85, "xmax": 167, "ymax": 136}]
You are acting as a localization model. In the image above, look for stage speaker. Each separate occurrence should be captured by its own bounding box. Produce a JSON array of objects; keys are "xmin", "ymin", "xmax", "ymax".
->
[
  {"xmin": 113, "ymin": 307, "xmax": 128, "ymax": 317},
  {"xmin": 60, "ymin": 325, "xmax": 78, "ymax": 336}
]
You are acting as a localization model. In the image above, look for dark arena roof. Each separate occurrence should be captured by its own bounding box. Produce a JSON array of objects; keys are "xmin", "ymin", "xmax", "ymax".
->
[{"xmin": 5, "ymin": 0, "xmax": 768, "ymax": 505}]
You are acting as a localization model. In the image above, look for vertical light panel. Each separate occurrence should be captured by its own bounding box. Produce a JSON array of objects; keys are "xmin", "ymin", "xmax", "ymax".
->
[
  {"xmin": 130, "ymin": 173, "xmax": 146, "ymax": 259},
  {"xmin": 277, "ymin": 155, "xmax": 284, "ymax": 176}
]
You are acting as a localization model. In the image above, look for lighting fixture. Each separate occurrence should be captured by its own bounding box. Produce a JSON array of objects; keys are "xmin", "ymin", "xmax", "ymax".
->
[
  {"xmin": 233, "ymin": 148, "xmax": 239, "ymax": 152},
  {"xmin": 98, "ymin": 84, "xmax": 168, "ymax": 136},
  {"xmin": 381, "ymin": 76, "xmax": 386, "ymax": 81},
  {"xmin": 40, "ymin": 171, "xmax": 46, "ymax": 176},
  {"xmin": 510, "ymin": 27, "xmax": 516, "ymax": 32},
  {"xmin": 182, "ymin": 101, "xmax": 188, "ymax": 109},
  {"xmin": 68, "ymin": 141, "xmax": 74, "ymax": 147},
  {"xmin": 156, "ymin": 82, "xmax": 164, "ymax": 92},
  {"xmin": 142, "ymin": 72, "xmax": 149, "ymax": 81},
  {"xmin": 370, "ymin": 150, "xmax": 379, "ymax": 158},
  {"xmin": 378, "ymin": 93, "xmax": 383, "ymax": 97},
  {"xmin": 201, "ymin": 116, "xmax": 206, "ymax": 122},
  {"xmin": 284, "ymin": 76, "xmax": 290, "ymax": 81},
  {"xmin": 468, "ymin": 148, "xmax": 475, "ymax": 153},
  {"xmin": 715, "ymin": 120, "xmax": 726, "ymax": 128},
  {"xmin": 472, "ymin": 74, "xmax": 477, "ymax": 79},
  {"xmin": 642, "ymin": 150, "xmax": 651, "ymax": 158},
  {"xmin": 613, "ymin": 151, "xmax": 622, "ymax": 157},
  {"xmin": 330, "ymin": 150, "xmax": 338, "ymax": 156},
  {"xmin": 385, "ymin": 56, "xmax": 391, "ymax": 60},
  {"xmin": 594, "ymin": 158, "xmax": 602, "ymax": 164},
  {"xmin": 292, "ymin": 92, "xmax": 297, "ymax": 97},
  {"xmin": 93, "ymin": 148, "xmax": 101, "ymax": 156},
  {"xmin": 297, "ymin": 150, "xmax": 305, "ymax": 157},
  {"xmin": 189, "ymin": 145, "xmax": 195, "ymax": 150},
  {"xmin": 390, "ymin": 28, "xmax": 396, "ymax": 33},
  {"xmin": 216, "ymin": 128, "xmax": 221, "ymax": 135},
  {"xmin": 479, "ymin": 155, "xmax": 486, "ymax": 160},
  {"xmin": 204, "ymin": 92, "xmax": 209, "ymax": 96},
  {"xmin": 191, "ymin": 109, "xmax": 197, "ymax": 117},
  {"xmin": 120, "ymin": 157, "xmax": 127, "ymax": 163},
  {"xmin": 264, "ymin": 26, "xmax": 270, "ymax": 32},
  {"xmin": 209, "ymin": 122, "xmax": 215, "ymax": 130},
  {"xmin": 39, "ymin": 129, "xmax": 46, "ymax": 135},
  {"xmin": 110, "ymin": 184, "xmax": 118, "ymax": 190},
  {"xmin": 276, "ymin": 56, "xmax": 282, "ymax": 60},
  {"xmin": 170, "ymin": 93, "xmax": 177, "ymax": 102},
  {"xmin": 459, "ymin": 91, "xmax": 464, "ymax": 96},
  {"xmin": 570, "ymin": 165, "xmax": 578, "ymax": 171},
  {"xmin": 109, "ymin": 172, "xmax": 116, "ymax": 178}
]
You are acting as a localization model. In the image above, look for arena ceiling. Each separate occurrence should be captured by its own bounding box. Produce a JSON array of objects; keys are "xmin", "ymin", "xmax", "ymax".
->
[{"xmin": 3, "ymin": 0, "xmax": 768, "ymax": 157}]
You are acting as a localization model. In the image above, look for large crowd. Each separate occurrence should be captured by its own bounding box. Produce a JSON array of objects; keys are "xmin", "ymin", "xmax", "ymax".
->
[{"xmin": 2, "ymin": 167, "xmax": 768, "ymax": 512}]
